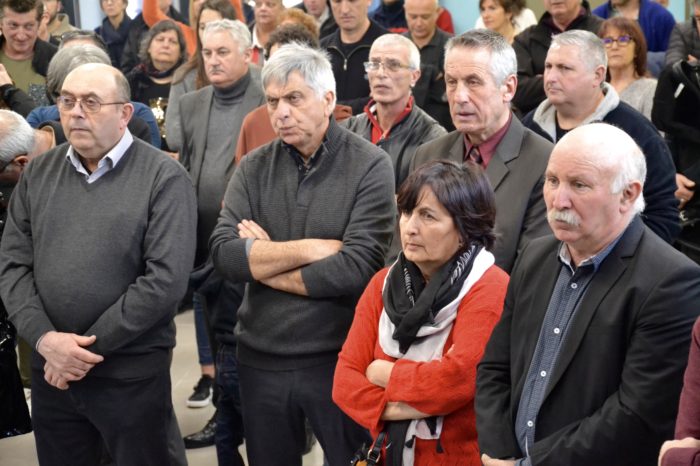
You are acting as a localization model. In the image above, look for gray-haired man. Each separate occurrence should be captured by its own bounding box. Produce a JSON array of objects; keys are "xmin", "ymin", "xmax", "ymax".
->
[{"xmin": 210, "ymin": 43, "xmax": 396, "ymax": 464}]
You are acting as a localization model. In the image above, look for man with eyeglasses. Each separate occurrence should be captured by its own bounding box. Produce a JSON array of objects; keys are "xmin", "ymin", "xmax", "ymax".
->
[
  {"xmin": 410, "ymin": 30, "xmax": 553, "ymax": 274},
  {"xmin": 0, "ymin": 62, "xmax": 197, "ymax": 465},
  {"xmin": 343, "ymin": 33, "xmax": 445, "ymax": 194},
  {"xmin": 521, "ymin": 29, "xmax": 679, "ymax": 244},
  {"xmin": 0, "ymin": 0, "xmax": 57, "ymax": 115},
  {"xmin": 321, "ymin": 0, "xmax": 388, "ymax": 114}
]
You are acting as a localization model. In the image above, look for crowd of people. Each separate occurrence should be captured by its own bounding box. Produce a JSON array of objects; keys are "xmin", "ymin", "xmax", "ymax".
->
[{"xmin": 1, "ymin": 0, "xmax": 700, "ymax": 465}]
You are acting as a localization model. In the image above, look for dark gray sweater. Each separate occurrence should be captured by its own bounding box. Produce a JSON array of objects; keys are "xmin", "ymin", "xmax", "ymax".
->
[
  {"xmin": 0, "ymin": 138, "xmax": 197, "ymax": 378},
  {"xmin": 210, "ymin": 119, "xmax": 396, "ymax": 370}
]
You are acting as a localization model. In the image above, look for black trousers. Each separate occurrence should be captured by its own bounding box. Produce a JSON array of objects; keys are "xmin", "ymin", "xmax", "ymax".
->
[
  {"xmin": 31, "ymin": 366, "xmax": 184, "ymax": 466},
  {"xmin": 238, "ymin": 360, "xmax": 370, "ymax": 466}
]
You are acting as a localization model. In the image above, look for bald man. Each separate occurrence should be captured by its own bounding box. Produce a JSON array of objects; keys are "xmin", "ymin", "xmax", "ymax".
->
[
  {"xmin": 0, "ymin": 63, "xmax": 197, "ymax": 466},
  {"xmin": 476, "ymin": 123, "xmax": 700, "ymax": 466}
]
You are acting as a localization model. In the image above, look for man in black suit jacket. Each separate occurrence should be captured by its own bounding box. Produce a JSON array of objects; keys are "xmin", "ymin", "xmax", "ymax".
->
[
  {"xmin": 475, "ymin": 123, "xmax": 700, "ymax": 466},
  {"xmin": 410, "ymin": 29, "xmax": 552, "ymax": 273}
]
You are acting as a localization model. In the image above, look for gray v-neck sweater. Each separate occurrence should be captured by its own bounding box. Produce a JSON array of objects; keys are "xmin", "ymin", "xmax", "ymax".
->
[{"xmin": 0, "ymin": 139, "xmax": 197, "ymax": 378}]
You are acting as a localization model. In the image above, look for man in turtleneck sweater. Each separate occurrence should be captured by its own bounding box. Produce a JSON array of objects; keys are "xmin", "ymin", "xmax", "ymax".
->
[
  {"xmin": 178, "ymin": 18, "xmax": 264, "ymax": 458},
  {"xmin": 180, "ymin": 18, "xmax": 264, "ymax": 272}
]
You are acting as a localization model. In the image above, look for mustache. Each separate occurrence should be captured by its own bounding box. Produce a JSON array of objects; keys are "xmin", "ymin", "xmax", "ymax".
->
[{"xmin": 548, "ymin": 209, "xmax": 580, "ymax": 227}]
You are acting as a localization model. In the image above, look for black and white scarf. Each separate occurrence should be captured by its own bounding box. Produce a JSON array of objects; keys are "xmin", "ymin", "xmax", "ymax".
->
[{"xmin": 378, "ymin": 245, "xmax": 495, "ymax": 466}]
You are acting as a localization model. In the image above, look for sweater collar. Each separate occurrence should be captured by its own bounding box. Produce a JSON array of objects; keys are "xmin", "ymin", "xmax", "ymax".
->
[{"xmin": 213, "ymin": 69, "xmax": 251, "ymax": 103}]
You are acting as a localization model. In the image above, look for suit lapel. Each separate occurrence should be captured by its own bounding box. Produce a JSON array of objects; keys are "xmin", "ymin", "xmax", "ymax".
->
[
  {"xmin": 191, "ymin": 87, "xmax": 214, "ymax": 187},
  {"xmin": 542, "ymin": 218, "xmax": 644, "ymax": 401},
  {"xmin": 487, "ymin": 116, "xmax": 524, "ymax": 191},
  {"xmin": 445, "ymin": 132, "xmax": 465, "ymax": 164},
  {"xmin": 512, "ymin": 242, "xmax": 562, "ymax": 401}
]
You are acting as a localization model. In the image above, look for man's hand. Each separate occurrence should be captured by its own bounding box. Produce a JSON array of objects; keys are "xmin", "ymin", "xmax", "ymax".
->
[
  {"xmin": 676, "ymin": 173, "xmax": 696, "ymax": 210},
  {"xmin": 482, "ymin": 454, "xmax": 517, "ymax": 466},
  {"xmin": 238, "ymin": 219, "xmax": 270, "ymax": 240},
  {"xmin": 0, "ymin": 64, "xmax": 13, "ymax": 87},
  {"xmin": 366, "ymin": 359, "xmax": 394, "ymax": 388},
  {"xmin": 658, "ymin": 437, "xmax": 700, "ymax": 466},
  {"xmin": 37, "ymin": 332, "xmax": 104, "ymax": 388}
]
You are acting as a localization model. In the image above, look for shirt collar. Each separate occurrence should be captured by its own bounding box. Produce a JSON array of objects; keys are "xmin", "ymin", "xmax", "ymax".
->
[
  {"xmin": 66, "ymin": 129, "xmax": 133, "ymax": 175},
  {"xmin": 557, "ymin": 231, "xmax": 623, "ymax": 273},
  {"xmin": 464, "ymin": 112, "xmax": 512, "ymax": 168}
]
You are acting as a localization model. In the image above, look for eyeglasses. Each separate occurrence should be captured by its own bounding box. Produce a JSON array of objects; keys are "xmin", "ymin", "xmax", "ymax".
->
[
  {"xmin": 57, "ymin": 96, "xmax": 126, "ymax": 114},
  {"xmin": 602, "ymin": 35, "xmax": 633, "ymax": 47},
  {"xmin": 364, "ymin": 59, "xmax": 413, "ymax": 73}
]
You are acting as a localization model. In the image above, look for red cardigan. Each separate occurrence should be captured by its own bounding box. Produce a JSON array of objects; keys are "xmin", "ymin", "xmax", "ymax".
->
[
  {"xmin": 663, "ymin": 318, "xmax": 700, "ymax": 466},
  {"xmin": 333, "ymin": 265, "xmax": 509, "ymax": 465}
]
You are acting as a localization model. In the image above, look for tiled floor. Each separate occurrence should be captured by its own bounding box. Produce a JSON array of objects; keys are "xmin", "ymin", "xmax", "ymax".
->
[{"xmin": 0, "ymin": 310, "xmax": 324, "ymax": 466}]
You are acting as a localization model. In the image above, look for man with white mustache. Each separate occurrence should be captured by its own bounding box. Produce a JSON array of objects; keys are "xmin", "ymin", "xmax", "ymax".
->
[
  {"xmin": 476, "ymin": 123, "xmax": 700, "ymax": 466},
  {"xmin": 521, "ymin": 29, "xmax": 679, "ymax": 244}
]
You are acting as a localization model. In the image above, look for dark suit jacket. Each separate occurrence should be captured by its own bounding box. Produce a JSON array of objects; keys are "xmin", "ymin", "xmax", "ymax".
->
[
  {"xmin": 475, "ymin": 217, "xmax": 700, "ymax": 466},
  {"xmin": 410, "ymin": 116, "xmax": 553, "ymax": 273}
]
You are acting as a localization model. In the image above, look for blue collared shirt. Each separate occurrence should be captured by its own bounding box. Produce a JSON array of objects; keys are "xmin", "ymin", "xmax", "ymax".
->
[
  {"xmin": 66, "ymin": 130, "xmax": 133, "ymax": 184},
  {"xmin": 514, "ymin": 236, "xmax": 622, "ymax": 466}
]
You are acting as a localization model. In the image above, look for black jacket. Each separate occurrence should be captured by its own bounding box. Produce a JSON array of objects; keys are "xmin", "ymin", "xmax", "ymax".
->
[
  {"xmin": 512, "ymin": 2, "xmax": 602, "ymax": 115},
  {"xmin": 321, "ymin": 20, "xmax": 388, "ymax": 114},
  {"xmin": 0, "ymin": 37, "xmax": 57, "ymax": 117},
  {"xmin": 293, "ymin": 1, "xmax": 337, "ymax": 39}
]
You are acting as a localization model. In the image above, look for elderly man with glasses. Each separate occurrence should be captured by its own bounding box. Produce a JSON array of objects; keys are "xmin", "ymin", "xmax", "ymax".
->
[{"xmin": 0, "ymin": 62, "xmax": 197, "ymax": 466}]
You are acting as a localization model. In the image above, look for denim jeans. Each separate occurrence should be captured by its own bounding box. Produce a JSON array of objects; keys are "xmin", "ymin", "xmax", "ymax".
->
[
  {"xmin": 193, "ymin": 293, "xmax": 214, "ymax": 366},
  {"xmin": 215, "ymin": 344, "xmax": 245, "ymax": 466}
]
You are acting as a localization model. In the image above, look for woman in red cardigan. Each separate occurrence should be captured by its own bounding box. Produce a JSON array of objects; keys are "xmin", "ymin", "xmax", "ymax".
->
[
  {"xmin": 333, "ymin": 161, "xmax": 509, "ymax": 465},
  {"xmin": 659, "ymin": 317, "xmax": 700, "ymax": 466}
]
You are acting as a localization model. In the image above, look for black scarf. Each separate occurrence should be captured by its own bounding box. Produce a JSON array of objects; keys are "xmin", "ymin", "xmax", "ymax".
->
[
  {"xmin": 137, "ymin": 58, "xmax": 183, "ymax": 80},
  {"xmin": 381, "ymin": 245, "xmax": 481, "ymax": 466},
  {"xmin": 382, "ymin": 244, "xmax": 481, "ymax": 354}
]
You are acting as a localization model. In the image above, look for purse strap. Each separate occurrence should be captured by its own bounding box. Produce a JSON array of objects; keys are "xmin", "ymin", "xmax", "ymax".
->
[{"xmin": 366, "ymin": 431, "xmax": 386, "ymax": 466}]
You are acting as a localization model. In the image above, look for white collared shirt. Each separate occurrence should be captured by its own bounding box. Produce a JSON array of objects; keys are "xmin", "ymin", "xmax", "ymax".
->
[{"xmin": 66, "ymin": 130, "xmax": 133, "ymax": 184}]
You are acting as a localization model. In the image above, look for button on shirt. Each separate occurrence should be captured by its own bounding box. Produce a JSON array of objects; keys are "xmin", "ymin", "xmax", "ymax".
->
[
  {"xmin": 513, "ymin": 237, "xmax": 621, "ymax": 466},
  {"xmin": 66, "ymin": 130, "xmax": 133, "ymax": 184}
]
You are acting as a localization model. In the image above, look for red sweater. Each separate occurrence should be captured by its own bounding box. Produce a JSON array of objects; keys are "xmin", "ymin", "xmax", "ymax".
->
[
  {"xmin": 662, "ymin": 318, "xmax": 700, "ymax": 466},
  {"xmin": 333, "ymin": 265, "xmax": 509, "ymax": 465}
]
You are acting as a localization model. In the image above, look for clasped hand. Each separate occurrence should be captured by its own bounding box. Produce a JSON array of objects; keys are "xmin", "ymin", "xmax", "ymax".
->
[{"xmin": 38, "ymin": 331, "xmax": 104, "ymax": 390}]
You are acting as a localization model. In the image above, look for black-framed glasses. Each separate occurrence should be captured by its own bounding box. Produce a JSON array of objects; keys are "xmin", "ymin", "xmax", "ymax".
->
[
  {"xmin": 363, "ymin": 59, "xmax": 413, "ymax": 73},
  {"xmin": 602, "ymin": 35, "xmax": 633, "ymax": 47},
  {"xmin": 57, "ymin": 96, "xmax": 126, "ymax": 114}
]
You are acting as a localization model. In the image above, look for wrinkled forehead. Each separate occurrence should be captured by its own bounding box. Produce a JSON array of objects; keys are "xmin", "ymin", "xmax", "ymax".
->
[
  {"xmin": 369, "ymin": 43, "xmax": 410, "ymax": 61},
  {"xmin": 62, "ymin": 69, "xmax": 117, "ymax": 99}
]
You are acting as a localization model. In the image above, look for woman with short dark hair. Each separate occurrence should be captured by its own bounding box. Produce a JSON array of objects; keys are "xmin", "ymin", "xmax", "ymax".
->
[{"xmin": 333, "ymin": 160, "xmax": 509, "ymax": 465}]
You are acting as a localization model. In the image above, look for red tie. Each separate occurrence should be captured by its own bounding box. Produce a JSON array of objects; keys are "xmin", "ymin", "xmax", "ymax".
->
[{"xmin": 466, "ymin": 145, "xmax": 482, "ymax": 165}]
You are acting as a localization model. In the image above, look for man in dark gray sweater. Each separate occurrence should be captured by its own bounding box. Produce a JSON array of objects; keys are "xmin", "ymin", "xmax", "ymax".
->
[
  {"xmin": 210, "ymin": 43, "xmax": 396, "ymax": 465},
  {"xmin": 0, "ymin": 63, "xmax": 197, "ymax": 465}
]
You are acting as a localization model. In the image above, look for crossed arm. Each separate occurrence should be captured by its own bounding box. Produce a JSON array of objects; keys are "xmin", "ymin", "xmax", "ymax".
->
[{"xmin": 237, "ymin": 219, "xmax": 342, "ymax": 296}]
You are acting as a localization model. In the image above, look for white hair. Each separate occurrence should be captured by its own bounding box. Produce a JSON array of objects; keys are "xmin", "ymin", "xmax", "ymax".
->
[
  {"xmin": 560, "ymin": 123, "xmax": 646, "ymax": 215},
  {"xmin": 551, "ymin": 30, "xmax": 608, "ymax": 72},
  {"xmin": 445, "ymin": 29, "xmax": 517, "ymax": 86},
  {"xmin": 0, "ymin": 110, "xmax": 35, "ymax": 163},
  {"xmin": 262, "ymin": 43, "xmax": 336, "ymax": 106},
  {"xmin": 371, "ymin": 34, "xmax": 421, "ymax": 70},
  {"xmin": 203, "ymin": 19, "xmax": 252, "ymax": 54}
]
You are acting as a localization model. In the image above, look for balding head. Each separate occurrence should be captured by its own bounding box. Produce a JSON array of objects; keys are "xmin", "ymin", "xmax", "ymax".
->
[
  {"xmin": 544, "ymin": 123, "xmax": 645, "ymax": 264},
  {"xmin": 59, "ymin": 64, "xmax": 134, "ymax": 166},
  {"xmin": 0, "ymin": 109, "xmax": 34, "ymax": 165}
]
